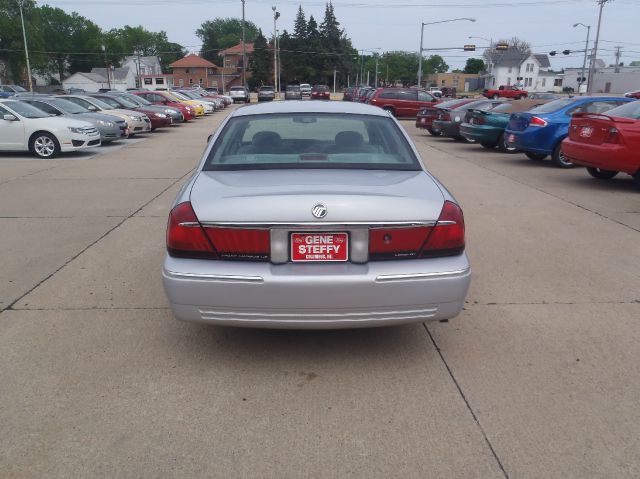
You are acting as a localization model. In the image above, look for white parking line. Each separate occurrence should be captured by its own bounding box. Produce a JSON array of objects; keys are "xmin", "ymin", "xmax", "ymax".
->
[{"xmin": 0, "ymin": 137, "xmax": 147, "ymax": 161}]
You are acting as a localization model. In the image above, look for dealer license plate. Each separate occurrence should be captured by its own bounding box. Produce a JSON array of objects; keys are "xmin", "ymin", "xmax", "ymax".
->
[
  {"xmin": 579, "ymin": 127, "xmax": 593, "ymax": 138},
  {"xmin": 508, "ymin": 134, "xmax": 516, "ymax": 143},
  {"xmin": 291, "ymin": 232, "xmax": 348, "ymax": 262}
]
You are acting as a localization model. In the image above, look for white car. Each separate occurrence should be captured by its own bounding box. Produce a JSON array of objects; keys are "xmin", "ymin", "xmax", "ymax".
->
[
  {"xmin": 0, "ymin": 99, "xmax": 101, "ymax": 158},
  {"xmin": 300, "ymin": 83, "xmax": 312, "ymax": 97},
  {"xmin": 229, "ymin": 86, "xmax": 250, "ymax": 104}
]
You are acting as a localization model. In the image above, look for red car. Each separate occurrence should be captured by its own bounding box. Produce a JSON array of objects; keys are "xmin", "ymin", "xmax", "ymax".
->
[
  {"xmin": 625, "ymin": 90, "xmax": 640, "ymax": 99},
  {"xmin": 132, "ymin": 91, "xmax": 195, "ymax": 121},
  {"xmin": 369, "ymin": 87, "xmax": 438, "ymax": 117},
  {"xmin": 310, "ymin": 84, "xmax": 331, "ymax": 100},
  {"xmin": 482, "ymin": 85, "xmax": 528, "ymax": 100},
  {"xmin": 562, "ymin": 100, "xmax": 640, "ymax": 188},
  {"xmin": 90, "ymin": 94, "xmax": 172, "ymax": 130},
  {"xmin": 416, "ymin": 98, "xmax": 477, "ymax": 135}
]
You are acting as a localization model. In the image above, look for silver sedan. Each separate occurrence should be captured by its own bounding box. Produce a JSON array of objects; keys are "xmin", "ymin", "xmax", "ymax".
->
[{"xmin": 163, "ymin": 101, "xmax": 470, "ymax": 329}]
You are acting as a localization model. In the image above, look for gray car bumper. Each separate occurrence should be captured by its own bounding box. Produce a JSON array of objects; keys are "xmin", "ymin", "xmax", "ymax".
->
[{"xmin": 162, "ymin": 254, "xmax": 471, "ymax": 329}]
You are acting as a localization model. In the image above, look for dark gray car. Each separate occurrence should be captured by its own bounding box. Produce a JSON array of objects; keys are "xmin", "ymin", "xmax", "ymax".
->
[
  {"xmin": 285, "ymin": 85, "xmax": 302, "ymax": 100},
  {"xmin": 20, "ymin": 97, "xmax": 124, "ymax": 143}
]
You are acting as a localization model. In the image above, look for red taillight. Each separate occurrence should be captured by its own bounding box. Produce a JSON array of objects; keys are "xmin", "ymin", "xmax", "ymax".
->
[
  {"xmin": 421, "ymin": 201, "xmax": 465, "ymax": 257},
  {"xmin": 368, "ymin": 201, "xmax": 465, "ymax": 260},
  {"xmin": 166, "ymin": 202, "xmax": 217, "ymax": 258},
  {"xmin": 472, "ymin": 116, "xmax": 485, "ymax": 125},
  {"xmin": 529, "ymin": 116, "xmax": 548, "ymax": 127},
  {"xmin": 603, "ymin": 127, "xmax": 621, "ymax": 144},
  {"xmin": 204, "ymin": 228, "xmax": 270, "ymax": 260},
  {"xmin": 369, "ymin": 227, "xmax": 432, "ymax": 260}
]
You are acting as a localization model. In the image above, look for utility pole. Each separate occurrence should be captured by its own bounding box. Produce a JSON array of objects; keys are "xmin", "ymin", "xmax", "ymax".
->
[
  {"xmin": 587, "ymin": 0, "xmax": 612, "ymax": 95},
  {"xmin": 18, "ymin": 0, "xmax": 33, "ymax": 92},
  {"xmin": 241, "ymin": 0, "xmax": 246, "ymax": 86},
  {"xmin": 101, "ymin": 45, "xmax": 111, "ymax": 90},
  {"xmin": 333, "ymin": 69, "xmax": 337, "ymax": 93},
  {"xmin": 272, "ymin": 7, "xmax": 279, "ymax": 95},
  {"xmin": 614, "ymin": 46, "xmax": 622, "ymax": 72},
  {"xmin": 374, "ymin": 54, "xmax": 379, "ymax": 88},
  {"xmin": 276, "ymin": 29, "xmax": 281, "ymax": 93}
]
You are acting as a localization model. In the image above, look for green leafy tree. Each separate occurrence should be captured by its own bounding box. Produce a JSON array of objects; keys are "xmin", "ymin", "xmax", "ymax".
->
[
  {"xmin": 423, "ymin": 54, "xmax": 448, "ymax": 75},
  {"xmin": 196, "ymin": 18, "xmax": 259, "ymax": 65},
  {"xmin": 463, "ymin": 58, "xmax": 485, "ymax": 74},
  {"xmin": 0, "ymin": 0, "xmax": 43, "ymax": 84},
  {"xmin": 248, "ymin": 29, "xmax": 270, "ymax": 89}
]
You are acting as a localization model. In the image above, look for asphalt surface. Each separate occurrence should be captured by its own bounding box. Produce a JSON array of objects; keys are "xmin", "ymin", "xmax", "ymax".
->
[{"xmin": 1, "ymin": 107, "xmax": 639, "ymax": 478}]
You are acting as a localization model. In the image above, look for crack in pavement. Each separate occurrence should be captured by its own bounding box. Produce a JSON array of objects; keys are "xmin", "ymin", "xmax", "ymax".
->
[
  {"xmin": 1, "ymin": 170, "xmax": 192, "ymax": 314},
  {"xmin": 423, "ymin": 322, "xmax": 511, "ymax": 479},
  {"xmin": 418, "ymin": 137, "xmax": 640, "ymax": 234}
]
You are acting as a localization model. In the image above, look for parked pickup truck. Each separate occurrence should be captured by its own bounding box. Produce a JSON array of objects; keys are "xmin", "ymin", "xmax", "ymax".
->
[{"xmin": 482, "ymin": 85, "xmax": 528, "ymax": 100}]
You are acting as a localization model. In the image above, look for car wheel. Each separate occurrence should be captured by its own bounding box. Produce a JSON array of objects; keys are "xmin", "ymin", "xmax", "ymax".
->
[
  {"xmin": 586, "ymin": 167, "xmax": 618, "ymax": 179},
  {"xmin": 515, "ymin": 95, "xmax": 523, "ymax": 100},
  {"xmin": 480, "ymin": 141, "xmax": 498, "ymax": 149},
  {"xmin": 498, "ymin": 133, "xmax": 519, "ymax": 153},
  {"xmin": 383, "ymin": 106, "xmax": 395, "ymax": 116},
  {"xmin": 634, "ymin": 171, "xmax": 640, "ymax": 190},
  {"xmin": 525, "ymin": 152, "xmax": 548, "ymax": 161},
  {"xmin": 29, "ymin": 132, "xmax": 60, "ymax": 159},
  {"xmin": 456, "ymin": 135, "xmax": 476, "ymax": 143},
  {"xmin": 551, "ymin": 142, "xmax": 574, "ymax": 168},
  {"xmin": 492, "ymin": 94, "xmax": 500, "ymax": 99},
  {"xmin": 427, "ymin": 128, "xmax": 441, "ymax": 137}
]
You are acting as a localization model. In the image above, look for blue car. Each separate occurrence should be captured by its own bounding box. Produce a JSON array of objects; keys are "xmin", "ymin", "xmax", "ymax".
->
[
  {"xmin": 0, "ymin": 84, "xmax": 28, "ymax": 98},
  {"xmin": 505, "ymin": 96, "xmax": 634, "ymax": 168}
]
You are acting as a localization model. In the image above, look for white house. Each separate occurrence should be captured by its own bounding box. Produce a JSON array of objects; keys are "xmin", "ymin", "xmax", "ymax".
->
[
  {"xmin": 485, "ymin": 51, "xmax": 563, "ymax": 92},
  {"xmin": 62, "ymin": 67, "xmax": 137, "ymax": 92}
]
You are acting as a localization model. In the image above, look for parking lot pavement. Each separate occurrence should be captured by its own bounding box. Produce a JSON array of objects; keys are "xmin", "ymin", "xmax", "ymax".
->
[{"xmin": 0, "ymin": 110, "xmax": 638, "ymax": 478}]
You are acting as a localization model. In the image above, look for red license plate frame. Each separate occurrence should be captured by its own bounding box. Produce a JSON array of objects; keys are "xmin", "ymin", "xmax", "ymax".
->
[{"xmin": 290, "ymin": 232, "xmax": 348, "ymax": 262}]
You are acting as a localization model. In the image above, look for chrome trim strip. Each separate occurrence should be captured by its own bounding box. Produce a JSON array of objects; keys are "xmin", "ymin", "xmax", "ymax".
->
[
  {"xmin": 164, "ymin": 270, "xmax": 264, "ymax": 283},
  {"xmin": 375, "ymin": 268, "xmax": 470, "ymax": 282},
  {"xmin": 198, "ymin": 221, "xmax": 437, "ymax": 228},
  {"xmin": 437, "ymin": 220, "xmax": 457, "ymax": 225},
  {"xmin": 178, "ymin": 221, "xmax": 200, "ymax": 227}
]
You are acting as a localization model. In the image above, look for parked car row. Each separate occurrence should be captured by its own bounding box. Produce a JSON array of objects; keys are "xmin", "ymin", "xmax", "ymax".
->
[
  {"xmin": 346, "ymin": 86, "xmax": 440, "ymax": 118},
  {"xmin": 0, "ymin": 86, "xmax": 231, "ymax": 159},
  {"xmin": 417, "ymin": 95, "xmax": 640, "ymax": 188}
]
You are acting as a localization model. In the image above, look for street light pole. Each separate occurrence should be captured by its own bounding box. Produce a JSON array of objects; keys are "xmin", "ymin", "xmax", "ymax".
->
[
  {"xmin": 587, "ymin": 0, "xmax": 611, "ymax": 95},
  {"xmin": 573, "ymin": 23, "xmax": 590, "ymax": 95},
  {"xmin": 241, "ymin": 0, "xmax": 246, "ymax": 87},
  {"xmin": 417, "ymin": 17, "xmax": 476, "ymax": 87},
  {"xmin": 469, "ymin": 35, "xmax": 493, "ymax": 87},
  {"xmin": 374, "ymin": 54, "xmax": 379, "ymax": 88},
  {"xmin": 18, "ymin": 0, "xmax": 33, "ymax": 92},
  {"xmin": 101, "ymin": 45, "xmax": 111, "ymax": 90}
]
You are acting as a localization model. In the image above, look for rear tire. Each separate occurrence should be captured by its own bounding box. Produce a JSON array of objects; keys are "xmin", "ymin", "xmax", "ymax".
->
[
  {"xmin": 498, "ymin": 132, "xmax": 519, "ymax": 153},
  {"xmin": 383, "ymin": 106, "xmax": 395, "ymax": 116},
  {"xmin": 480, "ymin": 141, "xmax": 497, "ymax": 149},
  {"xmin": 634, "ymin": 171, "xmax": 640, "ymax": 190},
  {"xmin": 551, "ymin": 142, "xmax": 574, "ymax": 168},
  {"xmin": 492, "ymin": 94, "xmax": 500, "ymax": 99},
  {"xmin": 587, "ymin": 167, "xmax": 618, "ymax": 179},
  {"xmin": 526, "ymin": 152, "xmax": 547, "ymax": 161},
  {"xmin": 427, "ymin": 128, "xmax": 441, "ymax": 137}
]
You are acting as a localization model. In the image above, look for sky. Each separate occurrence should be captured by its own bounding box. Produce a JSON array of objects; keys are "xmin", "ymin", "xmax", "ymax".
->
[{"xmin": 42, "ymin": 0, "xmax": 640, "ymax": 71}]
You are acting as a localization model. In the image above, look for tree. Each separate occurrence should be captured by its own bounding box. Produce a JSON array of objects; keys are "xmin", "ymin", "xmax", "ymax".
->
[
  {"xmin": 463, "ymin": 58, "xmax": 485, "ymax": 74},
  {"xmin": 423, "ymin": 55, "xmax": 448, "ymax": 75},
  {"xmin": 293, "ymin": 6, "xmax": 307, "ymax": 40},
  {"xmin": 196, "ymin": 18, "xmax": 259, "ymax": 65},
  {"xmin": 248, "ymin": 29, "xmax": 270, "ymax": 89}
]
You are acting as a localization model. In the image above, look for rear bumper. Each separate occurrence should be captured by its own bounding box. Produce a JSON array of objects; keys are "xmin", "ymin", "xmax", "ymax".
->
[
  {"xmin": 416, "ymin": 116, "xmax": 435, "ymax": 129},
  {"xmin": 163, "ymin": 253, "xmax": 471, "ymax": 329},
  {"xmin": 562, "ymin": 139, "xmax": 638, "ymax": 174},
  {"xmin": 460, "ymin": 124, "xmax": 502, "ymax": 143},
  {"xmin": 432, "ymin": 120, "xmax": 461, "ymax": 138},
  {"xmin": 505, "ymin": 128, "xmax": 553, "ymax": 154}
]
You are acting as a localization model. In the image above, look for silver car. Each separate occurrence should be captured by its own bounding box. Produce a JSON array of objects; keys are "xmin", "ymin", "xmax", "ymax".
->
[
  {"xmin": 285, "ymin": 85, "xmax": 302, "ymax": 100},
  {"xmin": 162, "ymin": 101, "xmax": 470, "ymax": 329}
]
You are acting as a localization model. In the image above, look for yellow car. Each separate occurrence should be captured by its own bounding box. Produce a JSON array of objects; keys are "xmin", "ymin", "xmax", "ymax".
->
[
  {"xmin": 165, "ymin": 92, "xmax": 205, "ymax": 116},
  {"xmin": 166, "ymin": 92, "xmax": 208, "ymax": 116}
]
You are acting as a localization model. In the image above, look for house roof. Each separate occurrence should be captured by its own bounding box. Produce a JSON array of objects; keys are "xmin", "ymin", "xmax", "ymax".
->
[
  {"xmin": 169, "ymin": 54, "xmax": 218, "ymax": 69},
  {"xmin": 533, "ymin": 54, "xmax": 551, "ymax": 68},
  {"xmin": 492, "ymin": 49, "xmax": 530, "ymax": 67},
  {"xmin": 220, "ymin": 42, "xmax": 255, "ymax": 56},
  {"xmin": 90, "ymin": 67, "xmax": 130, "ymax": 81}
]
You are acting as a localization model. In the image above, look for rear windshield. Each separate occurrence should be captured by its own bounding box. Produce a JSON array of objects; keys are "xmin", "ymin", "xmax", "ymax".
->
[
  {"xmin": 604, "ymin": 101, "xmax": 640, "ymax": 119},
  {"xmin": 230, "ymin": 87, "xmax": 245, "ymax": 91},
  {"xmin": 434, "ymin": 99, "xmax": 465, "ymax": 109},
  {"xmin": 454, "ymin": 100, "xmax": 494, "ymax": 111},
  {"xmin": 491, "ymin": 102, "xmax": 518, "ymax": 113},
  {"xmin": 286, "ymin": 86, "xmax": 300, "ymax": 91},
  {"xmin": 529, "ymin": 98, "xmax": 576, "ymax": 113},
  {"xmin": 204, "ymin": 113, "xmax": 421, "ymax": 171}
]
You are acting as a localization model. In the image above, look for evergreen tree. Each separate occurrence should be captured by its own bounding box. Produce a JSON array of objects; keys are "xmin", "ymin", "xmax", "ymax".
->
[
  {"xmin": 248, "ymin": 29, "xmax": 270, "ymax": 89},
  {"xmin": 293, "ymin": 6, "xmax": 307, "ymax": 40}
]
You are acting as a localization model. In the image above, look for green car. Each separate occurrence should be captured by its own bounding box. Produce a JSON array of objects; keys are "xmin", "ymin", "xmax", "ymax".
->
[{"xmin": 460, "ymin": 100, "xmax": 548, "ymax": 153}]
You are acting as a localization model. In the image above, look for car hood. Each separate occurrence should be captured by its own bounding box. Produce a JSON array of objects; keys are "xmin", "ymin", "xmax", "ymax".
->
[
  {"xmin": 71, "ymin": 112, "xmax": 124, "ymax": 123},
  {"xmin": 190, "ymin": 169, "xmax": 445, "ymax": 223},
  {"xmin": 25, "ymin": 116, "xmax": 95, "ymax": 128}
]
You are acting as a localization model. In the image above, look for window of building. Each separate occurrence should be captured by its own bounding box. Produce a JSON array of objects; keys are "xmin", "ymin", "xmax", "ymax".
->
[
  {"xmin": 144, "ymin": 78, "xmax": 152, "ymax": 85},
  {"xmin": 156, "ymin": 78, "xmax": 164, "ymax": 85},
  {"xmin": 542, "ymin": 78, "xmax": 546, "ymax": 87},
  {"xmin": 185, "ymin": 68, "xmax": 190, "ymax": 74},
  {"xmin": 189, "ymin": 78, "xmax": 193, "ymax": 85},
  {"xmin": 441, "ymin": 80, "xmax": 446, "ymax": 86},
  {"xmin": 554, "ymin": 79, "xmax": 563, "ymax": 87},
  {"xmin": 179, "ymin": 79, "xmax": 184, "ymax": 87}
]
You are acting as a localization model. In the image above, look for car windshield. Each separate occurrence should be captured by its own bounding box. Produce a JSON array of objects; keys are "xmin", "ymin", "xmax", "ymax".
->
[
  {"xmin": 529, "ymin": 98, "xmax": 576, "ymax": 113},
  {"xmin": 12, "ymin": 85, "xmax": 27, "ymax": 92},
  {"xmin": 604, "ymin": 101, "xmax": 640, "ymax": 119},
  {"xmin": 125, "ymin": 95, "xmax": 149, "ymax": 105},
  {"xmin": 110, "ymin": 96, "xmax": 138, "ymax": 108},
  {"xmin": 4, "ymin": 100, "xmax": 48, "ymax": 118},
  {"xmin": 171, "ymin": 92, "xmax": 190, "ymax": 100},
  {"xmin": 205, "ymin": 113, "xmax": 421, "ymax": 172},
  {"xmin": 84, "ymin": 97, "xmax": 114, "ymax": 110},
  {"xmin": 95, "ymin": 96, "xmax": 124, "ymax": 108},
  {"xmin": 177, "ymin": 91, "xmax": 197, "ymax": 99},
  {"xmin": 49, "ymin": 98, "xmax": 88, "ymax": 114}
]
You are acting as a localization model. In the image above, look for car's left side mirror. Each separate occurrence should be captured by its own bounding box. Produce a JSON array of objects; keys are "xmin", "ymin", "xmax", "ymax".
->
[
  {"xmin": 206, "ymin": 134, "xmax": 213, "ymax": 143},
  {"xmin": 3, "ymin": 114, "xmax": 18, "ymax": 121}
]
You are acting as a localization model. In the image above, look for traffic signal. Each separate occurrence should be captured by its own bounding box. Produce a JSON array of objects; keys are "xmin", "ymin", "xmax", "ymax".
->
[
  {"xmin": 550, "ymin": 50, "xmax": 571, "ymax": 56},
  {"xmin": 495, "ymin": 43, "xmax": 509, "ymax": 51},
  {"xmin": 562, "ymin": 50, "xmax": 571, "ymax": 55},
  {"xmin": 463, "ymin": 44, "xmax": 476, "ymax": 51},
  {"xmin": 549, "ymin": 51, "xmax": 557, "ymax": 56}
]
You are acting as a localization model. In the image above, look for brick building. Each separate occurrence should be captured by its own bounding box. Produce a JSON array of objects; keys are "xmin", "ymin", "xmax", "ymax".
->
[{"xmin": 169, "ymin": 54, "xmax": 219, "ymax": 89}]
